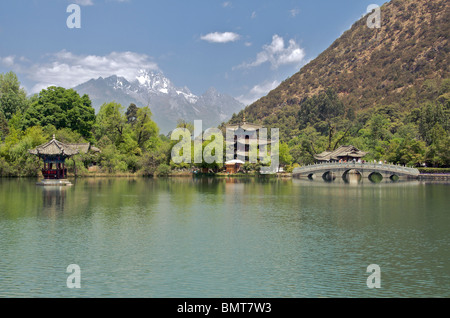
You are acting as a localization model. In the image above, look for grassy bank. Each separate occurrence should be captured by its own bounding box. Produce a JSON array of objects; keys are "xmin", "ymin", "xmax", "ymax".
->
[{"xmin": 67, "ymin": 171, "xmax": 193, "ymax": 178}]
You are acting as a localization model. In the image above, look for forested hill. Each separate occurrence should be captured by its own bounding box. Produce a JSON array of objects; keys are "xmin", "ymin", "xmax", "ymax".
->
[{"xmin": 226, "ymin": 0, "xmax": 449, "ymax": 140}]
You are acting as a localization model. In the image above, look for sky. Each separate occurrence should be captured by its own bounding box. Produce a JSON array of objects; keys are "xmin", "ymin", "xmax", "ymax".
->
[{"xmin": 0, "ymin": 0, "xmax": 388, "ymax": 106}]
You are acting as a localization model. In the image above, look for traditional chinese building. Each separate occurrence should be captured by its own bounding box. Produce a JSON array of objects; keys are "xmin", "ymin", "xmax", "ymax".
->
[
  {"xmin": 29, "ymin": 135, "xmax": 100, "ymax": 182},
  {"xmin": 314, "ymin": 145, "xmax": 368, "ymax": 163},
  {"xmin": 224, "ymin": 159, "xmax": 245, "ymax": 174},
  {"xmin": 225, "ymin": 115, "xmax": 271, "ymax": 165}
]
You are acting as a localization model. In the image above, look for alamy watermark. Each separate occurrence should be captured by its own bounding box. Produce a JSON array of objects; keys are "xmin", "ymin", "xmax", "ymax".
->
[
  {"xmin": 66, "ymin": 4, "xmax": 81, "ymax": 29},
  {"xmin": 366, "ymin": 264, "xmax": 381, "ymax": 289},
  {"xmin": 66, "ymin": 264, "xmax": 81, "ymax": 289},
  {"xmin": 170, "ymin": 120, "xmax": 280, "ymax": 174},
  {"xmin": 366, "ymin": 4, "xmax": 381, "ymax": 29}
]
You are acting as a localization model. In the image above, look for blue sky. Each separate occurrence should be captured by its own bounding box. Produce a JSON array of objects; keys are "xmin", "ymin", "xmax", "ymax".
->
[{"xmin": 0, "ymin": 0, "xmax": 388, "ymax": 105}]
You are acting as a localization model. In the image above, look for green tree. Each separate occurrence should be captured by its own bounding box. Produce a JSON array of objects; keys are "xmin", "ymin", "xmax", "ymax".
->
[
  {"xmin": 194, "ymin": 137, "xmax": 223, "ymax": 172},
  {"xmin": 425, "ymin": 124, "xmax": 450, "ymax": 167},
  {"xmin": 139, "ymin": 148, "xmax": 168, "ymax": 176},
  {"xmin": 133, "ymin": 106, "xmax": 159, "ymax": 150},
  {"xmin": 155, "ymin": 163, "xmax": 171, "ymax": 177},
  {"xmin": 0, "ymin": 112, "xmax": 9, "ymax": 141},
  {"xmin": 388, "ymin": 137, "xmax": 426, "ymax": 166},
  {"xmin": 368, "ymin": 114, "xmax": 391, "ymax": 142},
  {"xmin": 0, "ymin": 126, "xmax": 47, "ymax": 176},
  {"xmin": 298, "ymin": 88, "xmax": 347, "ymax": 150},
  {"xmin": 176, "ymin": 119, "xmax": 194, "ymax": 134},
  {"xmin": 23, "ymin": 87, "xmax": 95, "ymax": 139},
  {"xmin": 279, "ymin": 142, "xmax": 293, "ymax": 167},
  {"xmin": 0, "ymin": 72, "xmax": 29, "ymax": 120},
  {"xmin": 126, "ymin": 103, "xmax": 139, "ymax": 125},
  {"xmin": 94, "ymin": 102, "xmax": 126, "ymax": 146},
  {"xmin": 288, "ymin": 126, "xmax": 326, "ymax": 165},
  {"xmin": 418, "ymin": 102, "xmax": 449, "ymax": 145}
]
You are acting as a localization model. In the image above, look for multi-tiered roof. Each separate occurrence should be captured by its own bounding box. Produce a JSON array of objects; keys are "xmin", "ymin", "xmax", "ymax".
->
[
  {"xmin": 314, "ymin": 145, "xmax": 368, "ymax": 162},
  {"xmin": 29, "ymin": 135, "xmax": 100, "ymax": 159}
]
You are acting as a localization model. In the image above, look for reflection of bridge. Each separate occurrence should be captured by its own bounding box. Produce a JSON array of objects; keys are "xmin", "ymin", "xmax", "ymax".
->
[{"xmin": 293, "ymin": 162, "xmax": 420, "ymax": 182}]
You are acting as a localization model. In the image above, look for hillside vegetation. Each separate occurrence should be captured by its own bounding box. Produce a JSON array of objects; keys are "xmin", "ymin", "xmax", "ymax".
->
[{"xmin": 226, "ymin": 0, "xmax": 449, "ymax": 167}]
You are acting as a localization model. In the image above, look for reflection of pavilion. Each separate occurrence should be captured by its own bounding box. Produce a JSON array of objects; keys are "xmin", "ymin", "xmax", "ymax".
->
[
  {"xmin": 29, "ymin": 135, "xmax": 100, "ymax": 185},
  {"xmin": 41, "ymin": 186, "xmax": 67, "ymax": 216}
]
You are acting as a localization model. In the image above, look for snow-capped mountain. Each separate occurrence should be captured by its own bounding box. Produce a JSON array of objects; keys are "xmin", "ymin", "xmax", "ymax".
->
[{"xmin": 73, "ymin": 70, "xmax": 244, "ymax": 134}]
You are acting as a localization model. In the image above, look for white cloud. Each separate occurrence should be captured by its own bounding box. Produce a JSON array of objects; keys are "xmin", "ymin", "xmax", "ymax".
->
[
  {"xmin": 237, "ymin": 80, "xmax": 280, "ymax": 106},
  {"xmin": 1, "ymin": 51, "xmax": 159, "ymax": 94},
  {"xmin": 0, "ymin": 56, "xmax": 16, "ymax": 67},
  {"xmin": 222, "ymin": 2, "xmax": 232, "ymax": 8},
  {"xmin": 251, "ymin": 11, "xmax": 257, "ymax": 19},
  {"xmin": 235, "ymin": 34, "xmax": 305, "ymax": 70},
  {"xmin": 200, "ymin": 32, "xmax": 241, "ymax": 43},
  {"xmin": 290, "ymin": 8, "xmax": 300, "ymax": 17}
]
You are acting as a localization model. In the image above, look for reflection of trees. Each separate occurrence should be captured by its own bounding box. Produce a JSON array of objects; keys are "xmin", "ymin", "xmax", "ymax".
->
[
  {"xmin": 0, "ymin": 179, "xmax": 42, "ymax": 218},
  {"xmin": 74, "ymin": 178, "xmax": 160, "ymax": 218}
]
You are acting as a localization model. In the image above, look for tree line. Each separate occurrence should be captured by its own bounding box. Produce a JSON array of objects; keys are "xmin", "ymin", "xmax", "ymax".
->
[
  {"xmin": 1, "ymin": 71, "xmax": 449, "ymax": 177},
  {"xmin": 0, "ymin": 72, "xmax": 173, "ymax": 177}
]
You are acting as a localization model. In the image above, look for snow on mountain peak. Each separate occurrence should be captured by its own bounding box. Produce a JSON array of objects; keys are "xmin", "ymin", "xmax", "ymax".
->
[
  {"xmin": 136, "ymin": 70, "xmax": 172, "ymax": 94},
  {"xmin": 176, "ymin": 90, "xmax": 199, "ymax": 104},
  {"xmin": 73, "ymin": 72, "xmax": 245, "ymax": 134},
  {"xmin": 134, "ymin": 69, "xmax": 199, "ymax": 103}
]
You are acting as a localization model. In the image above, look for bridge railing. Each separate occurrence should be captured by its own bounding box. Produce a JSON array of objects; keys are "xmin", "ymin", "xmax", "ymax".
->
[{"xmin": 293, "ymin": 162, "xmax": 420, "ymax": 176}]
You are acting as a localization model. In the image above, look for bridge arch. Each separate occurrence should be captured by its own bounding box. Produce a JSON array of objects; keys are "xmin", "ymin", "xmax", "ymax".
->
[
  {"xmin": 322, "ymin": 171, "xmax": 336, "ymax": 182},
  {"xmin": 368, "ymin": 172, "xmax": 383, "ymax": 183},
  {"xmin": 389, "ymin": 174, "xmax": 399, "ymax": 182},
  {"xmin": 342, "ymin": 169, "xmax": 362, "ymax": 183}
]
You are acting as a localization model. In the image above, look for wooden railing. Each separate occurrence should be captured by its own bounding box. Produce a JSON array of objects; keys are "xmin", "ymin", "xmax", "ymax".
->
[{"xmin": 42, "ymin": 169, "xmax": 68, "ymax": 179}]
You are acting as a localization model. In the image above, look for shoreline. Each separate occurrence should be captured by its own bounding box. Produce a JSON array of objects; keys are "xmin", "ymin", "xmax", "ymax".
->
[
  {"xmin": 417, "ymin": 174, "xmax": 450, "ymax": 181},
  {"xmin": 1, "ymin": 172, "xmax": 449, "ymax": 180}
]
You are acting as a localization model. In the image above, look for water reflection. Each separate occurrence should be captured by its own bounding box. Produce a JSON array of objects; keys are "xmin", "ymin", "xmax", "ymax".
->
[
  {"xmin": 293, "ymin": 177, "xmax": 421, "ymax": 187},
  {"xmin": 342, "ymin": 170, "xmax": 362, "ymax": 184},
  {"xmin": 0, "ymin": 178, "xmax": 448, "ymax": 297},
  {"xmin": 298, "ymin": 174, "xmax": 413, "ymax": 185},
  {"xmin": 41, "ymin": 186, "xmax": 67, "ymax": 216}
]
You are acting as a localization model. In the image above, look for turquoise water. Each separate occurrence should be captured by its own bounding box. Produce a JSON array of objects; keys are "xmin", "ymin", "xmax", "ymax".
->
[{"xmin": 0, "ymin": 177, "xmax": 448, "ymax": 297}]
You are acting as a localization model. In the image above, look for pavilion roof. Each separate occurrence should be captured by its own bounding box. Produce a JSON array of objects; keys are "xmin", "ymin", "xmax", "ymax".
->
[
  {"xmin": 68, "ymin": 143, "xmax": 101, "ymax": 154},
  {"xmin": 226, "ymin": 122, "xmax": 263, "ymax": 131},
  {"xmin": 225, "ymin": 159, "xmax": 245, "ymax": 165},
  {"xmin": 226, "ymin": 114, "xmax": 263, "ymax": 132},
  {"xmin": 314, "ymin": 145, "xmax": 368, "ymax": 161},
  {"xmin": 29, "ymin": 135, "xmax": 100, "ymax": 157}
]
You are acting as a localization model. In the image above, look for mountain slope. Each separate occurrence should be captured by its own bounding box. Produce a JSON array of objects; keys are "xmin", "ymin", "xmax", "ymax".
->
[
  {"xmin": 227, "ymin": 0, "xmax": 449, "ymax": 135},
  {"xmin": 74, "ymin": 70, "xmax": 244, "ymax": 134}
]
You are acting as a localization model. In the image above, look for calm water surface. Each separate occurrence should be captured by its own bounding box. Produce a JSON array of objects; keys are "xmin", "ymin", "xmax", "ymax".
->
[{"xmin": 0, "ymin": 177, "xmax": 448, "ymax": 298}]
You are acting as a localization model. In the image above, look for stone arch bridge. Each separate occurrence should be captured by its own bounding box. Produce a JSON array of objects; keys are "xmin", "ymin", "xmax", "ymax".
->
[{"xmin": 293, "ymin": 162, "xmax": 420, "ymax": 182}]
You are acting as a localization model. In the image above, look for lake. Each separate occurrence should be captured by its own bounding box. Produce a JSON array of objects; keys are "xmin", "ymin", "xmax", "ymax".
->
[{"xmin": 0, "ymin": 177, "xmax": 448, "ymax": 298}]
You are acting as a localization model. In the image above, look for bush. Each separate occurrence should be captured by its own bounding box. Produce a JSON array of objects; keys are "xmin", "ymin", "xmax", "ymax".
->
[
  {"xmin": 418, "ymin": 168, "xmax": 450, "ymax": 174},
  {"xmin": 285, "ymin": 163, "xmax": 300, "ymax": 173},
  {"xmin": 115, "ymin": 160, "xmax": 129, "ymax": 173},
  {"xmin": 0, "ymin": 157, "xmax": 13, "ymax": 177},
  {"xmin": 156, "ymin": 163, "xmax": 171, "ymax": 177}
]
